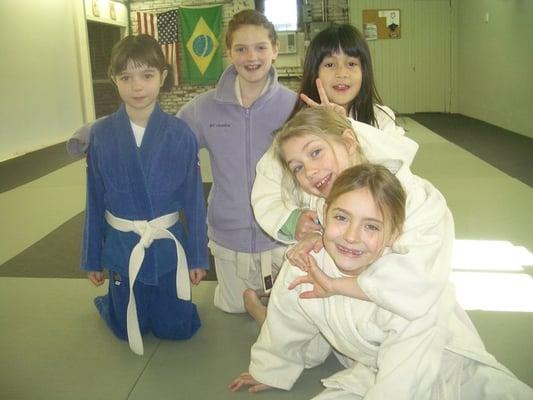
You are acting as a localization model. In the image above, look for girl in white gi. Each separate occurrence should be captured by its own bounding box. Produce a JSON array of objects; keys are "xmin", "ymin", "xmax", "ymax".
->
[
  {"xmin": 246, "ymin": 24, "xmax": 404, "ymax": 323},
  {"xmin": 177, "ymin": 10, "xmax": 296, "ymax": 322},
  {"xmin": 231, "ymin": 163, "xmax": 533, "ymax": 399},
  {"xmin": 82, "ymin": 35, "xmax": 209, "ymax": 355}
]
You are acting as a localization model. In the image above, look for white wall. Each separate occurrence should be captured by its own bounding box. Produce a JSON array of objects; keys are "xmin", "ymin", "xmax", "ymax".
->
[
  {"xmin": 349, "ymin": 0, "xmax": 452, "ymax": 114},
  {"xmin": 0, "ymin": 0, "xmax": 92, "ymax": 161},
  {"xmin": 456, "ymin": 0, "xmax": 533, "ymax": 139},
  {"xmin": 349, "ymin": 0, "xmax": 533, "ymax": 138}
]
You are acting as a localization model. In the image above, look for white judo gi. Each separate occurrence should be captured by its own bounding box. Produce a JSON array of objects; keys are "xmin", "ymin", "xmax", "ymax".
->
[
  {"xmin": 252, "ymin": 119, "xmax": 453, "ymax": 320},
  {"xmin": 249, "ymin": 249, "xmax": 533, "ymax": 399}
]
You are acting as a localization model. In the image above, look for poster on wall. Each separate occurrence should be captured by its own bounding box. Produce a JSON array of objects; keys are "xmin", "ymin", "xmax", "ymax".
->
[{"xmin": 363, "ymin": 9, "xmax": 401, "ymax": 40}]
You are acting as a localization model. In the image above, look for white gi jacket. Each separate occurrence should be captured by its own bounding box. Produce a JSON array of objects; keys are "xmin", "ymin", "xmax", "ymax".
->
[
  {"xmin": 249, "ymin": 249, "xmax": 533, "ymax": 399},
  {"xmin": 251, "ymin": 119, "xmax": 452, "ymax": 320}
]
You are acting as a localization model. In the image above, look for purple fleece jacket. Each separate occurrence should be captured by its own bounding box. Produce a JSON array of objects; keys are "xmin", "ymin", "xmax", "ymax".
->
[{"xmin": 177, "ymin": 65, "xmax": 297, "ymax": 253}]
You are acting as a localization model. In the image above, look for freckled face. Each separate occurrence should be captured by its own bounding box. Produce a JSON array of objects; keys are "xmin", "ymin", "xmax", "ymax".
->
[
  {"xmin": 323, "ymin": 188, "xmax": 387, "ymax": 276},
  {"xmin": 282, "ymin": 133, "xmax": 355, "ymax": 198}
]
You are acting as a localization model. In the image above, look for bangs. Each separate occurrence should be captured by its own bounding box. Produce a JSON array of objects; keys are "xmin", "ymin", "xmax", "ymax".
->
[
  {"xmin": 316, "ymin": 27, "xmax": 363, "ymax": 61},
  {"xmin": 111, "ymin": 51, "xmax": 161, "ymax": 75},
  {"xmin": 109, "ymin": 35, "xmax": 166, "ymax": 76}
]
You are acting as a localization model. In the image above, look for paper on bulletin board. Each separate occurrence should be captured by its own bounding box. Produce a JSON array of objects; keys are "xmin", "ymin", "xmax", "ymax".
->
[{"xmin": 363, "ymin": 9, "xmax": 401, "ymax": 40}]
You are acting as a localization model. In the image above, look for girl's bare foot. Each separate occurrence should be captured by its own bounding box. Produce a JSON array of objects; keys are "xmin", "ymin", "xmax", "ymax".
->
[{"xmin": 243, "ymin": 288, "xmax": 267, "ymax": 326}]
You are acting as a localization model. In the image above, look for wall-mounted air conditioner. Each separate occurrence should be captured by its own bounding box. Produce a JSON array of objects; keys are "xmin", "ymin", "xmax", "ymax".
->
[{"xmin": 278, "ymin": 31, "xmax": 297, "ymax": 54}]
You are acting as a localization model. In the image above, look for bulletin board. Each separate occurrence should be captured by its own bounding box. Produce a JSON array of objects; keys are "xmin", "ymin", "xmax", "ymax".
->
[{"xmin": 362, "ymin": 9, "xmax": 401, "ymax": 40}]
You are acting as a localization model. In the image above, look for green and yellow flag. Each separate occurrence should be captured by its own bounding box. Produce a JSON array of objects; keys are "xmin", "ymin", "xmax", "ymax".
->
[{"xmin": 179, "ymin": 6, "xmax": 223, "ymax": 85}]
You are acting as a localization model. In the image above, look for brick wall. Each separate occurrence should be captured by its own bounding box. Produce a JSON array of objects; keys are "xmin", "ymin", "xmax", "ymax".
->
[
  {"xmin": 130, "ymin": 0, "xmax": 255, "ymax": 114},
  {"xmin": 92, "ymin": 0, "xmax": 349, "ymax": 115}
]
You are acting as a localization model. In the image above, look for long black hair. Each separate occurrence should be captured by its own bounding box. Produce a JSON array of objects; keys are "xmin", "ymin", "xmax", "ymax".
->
[{"xmin": 291, "ymin": 24, "xmax": 384, "ymax": 126}]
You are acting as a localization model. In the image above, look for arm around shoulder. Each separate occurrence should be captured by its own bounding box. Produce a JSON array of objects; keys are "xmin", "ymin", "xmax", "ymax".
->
[
  {"xmin": 66, "ymin": 116, "xmax": 106, "ymax": 158},
  {"xmin": 251, "ymin": 146, "xmax": 300, "ymax": 244},
  {"xmin": 359, "ymin": 182, "xmax": 454, "ymax": 320}
]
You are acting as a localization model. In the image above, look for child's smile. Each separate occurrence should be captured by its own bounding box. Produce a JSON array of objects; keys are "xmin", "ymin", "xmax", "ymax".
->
[
  {"xmin": 282, "ymin": 134, "xmax": 354, "ymax": 198},
  {"xmin": 318, "ymin": 50, "xmax": 362, "ymax": 110},
  {"xmin": 323, "ymin": 188, "xmax": 387, "ymax": 276}
]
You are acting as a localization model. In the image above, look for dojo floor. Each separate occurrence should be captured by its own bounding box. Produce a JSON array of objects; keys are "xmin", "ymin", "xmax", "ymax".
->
[{"xmin": 1, "ymin": 115, "xmax": 532, "ymax": 399}]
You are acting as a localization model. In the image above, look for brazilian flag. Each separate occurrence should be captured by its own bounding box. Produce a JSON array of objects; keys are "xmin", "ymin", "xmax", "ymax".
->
[{"xmin": 179, "ymin": 6, "xmax": 223, "ymax": 85}]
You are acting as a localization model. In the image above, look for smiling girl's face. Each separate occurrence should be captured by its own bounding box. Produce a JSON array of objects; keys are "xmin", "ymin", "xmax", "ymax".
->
[
  {"xmin": 322, "ymin": 187, "xmax": 387, "ymax": 276},
  {"xmin": 281, "ymin": 132, "xmax": 356, "ymax": 198}
]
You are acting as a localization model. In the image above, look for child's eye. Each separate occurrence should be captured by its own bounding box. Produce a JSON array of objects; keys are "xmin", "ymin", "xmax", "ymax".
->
[
  {"xmin": 234, "ymin": 47, "xmax": 246, "ymax": 53},
  {"xmin": 348, "ymin": 61, "xmax": 360, "ymax": 68},
  {"xmin": 144, "ymin": 74, "xmax": 154, "ymax": 79},
  {"xmin": 365, "ymin": 224, "xmax": 380, "ymax": 231},
  {"xmin": 310, "ymin": 148, "xmax": 321, "ymax": 158},
  {"xmin": 291, "ymin": 165, "xmax": 302, "ymax": 174},
  {"xmin": 334, "ymin": 214, "xmax": 347, "ymax": 222},
  {"xmin": 119, "ymin": 76, "xmax": 129, "ymax": 82},
  {"xmin": 323, "ymin": 62, "xmax": 334, "ymax": 68}
]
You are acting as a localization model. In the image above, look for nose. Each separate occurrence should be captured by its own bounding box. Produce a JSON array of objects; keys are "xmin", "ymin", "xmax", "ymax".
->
[
  {"xmin": 335, "ymin": 64, "xmax": 348, "ymax": 78},
  {"xmin": 132, "ymin": 76, "xmax": 143, "ymax": 91},
  {"xmin": 246, "ymin": 49, "xmax": 257, "ymax": 60},
  {"xmin": 343, "ymin": 223, "xmax": 361, "ymax": 244},
  {"xmin": 303, "ymin": 162, "xmax": 318, "ymax": 179}
]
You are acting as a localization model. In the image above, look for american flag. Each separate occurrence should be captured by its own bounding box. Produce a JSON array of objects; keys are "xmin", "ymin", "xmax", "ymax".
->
[{"xmin": 136, "ymin": 10, "xmax": 180, "ymax": 85}]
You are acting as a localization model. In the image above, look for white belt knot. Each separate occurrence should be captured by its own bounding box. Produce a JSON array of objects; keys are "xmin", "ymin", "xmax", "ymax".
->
[
  {"xmin": 133, "ymin": 221, "xmax": 155, "ymax": 248},
  {"xmin": 105, "ymin": 211, "xmax": 190, "ymax": 355}
]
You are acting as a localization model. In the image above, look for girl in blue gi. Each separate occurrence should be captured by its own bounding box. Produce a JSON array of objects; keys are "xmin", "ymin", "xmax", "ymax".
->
[
  {"xmin": 177, "ymin": 10, "xmax": 297, "ymax": 323},
  {"xmin": 82, "ymin": 34, "xmax": 208, "ymax": 355}
]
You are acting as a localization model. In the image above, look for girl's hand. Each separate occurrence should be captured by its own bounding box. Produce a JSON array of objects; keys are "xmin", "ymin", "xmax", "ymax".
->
[
  {"xmin": 189, "ymin": 268, "xmax": 207, "ymax": 285},
  {"xmin": 228, "ymin": 372, "xmax": 271, "ymax": 393},
  {"xmin": 295, "ymin": 210, "xmax": 322, "ymax": 240},
  {"xmin": 300, "ymin": 78, "xmax": 347, "ymax": 117},
  {"xmin": 88, "ymin": 271, "xmax": 105, "ymax": 287},
  {"xmin": 286, "ymin": 232, "xmax": 324, "ymax": 270},
  {"xmin": 288, "ymin": 255, "xmax": 335, "ymax": 299}
]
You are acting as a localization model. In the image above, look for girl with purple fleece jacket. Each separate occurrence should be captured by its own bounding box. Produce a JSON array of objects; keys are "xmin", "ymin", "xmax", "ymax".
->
[{"xmin": 177, "ymin": 10, "xmax": 296, "ymax": 316}]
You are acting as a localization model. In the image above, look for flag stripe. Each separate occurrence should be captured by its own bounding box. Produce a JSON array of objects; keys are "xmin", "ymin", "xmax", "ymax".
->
[
  {"xmin": 136, "ymin": 12, "xmax": 156, "ymax": 36},
  {"xmin": 136, "ymin": 10, "xmax": 179, "ymax": 85}
]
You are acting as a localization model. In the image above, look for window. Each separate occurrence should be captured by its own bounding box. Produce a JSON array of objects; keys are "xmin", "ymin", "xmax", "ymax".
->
[{"xmin": 264, "ymin": 0, "xmax": 298, "ymax": 31}]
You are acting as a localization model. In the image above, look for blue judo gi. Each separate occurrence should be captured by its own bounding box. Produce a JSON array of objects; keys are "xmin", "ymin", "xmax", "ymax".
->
[{"xmin": 81, "ymin": 104, "xmax": 208, "ymax": 350}]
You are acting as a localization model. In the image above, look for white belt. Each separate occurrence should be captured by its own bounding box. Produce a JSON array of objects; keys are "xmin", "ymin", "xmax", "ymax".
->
[{"xmin": 105, "ymin": 211, "xmax": 190, "ymax": 355}]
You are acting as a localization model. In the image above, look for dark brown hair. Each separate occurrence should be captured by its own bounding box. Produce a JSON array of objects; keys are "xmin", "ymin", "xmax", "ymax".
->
[
  {"xmin": 225, "ymin": 9, "xmax": 278, "ymax": 49},
  {"xmin": 109, "ymin": 34, "xmax": 173, "ymax": 89}
]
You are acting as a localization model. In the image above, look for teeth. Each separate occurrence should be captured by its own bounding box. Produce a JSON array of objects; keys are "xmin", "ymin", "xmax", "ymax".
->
[
  {"xmin": 338, "ymin": 245, "xmax": 363, "ymax": 256},
  {"xmin": 315, "ymin": 175, "xmax": 329, "ymax": 189},
  {"xmin": 334, "ymin": 84, "xmax": 349, "ymax": 90}
]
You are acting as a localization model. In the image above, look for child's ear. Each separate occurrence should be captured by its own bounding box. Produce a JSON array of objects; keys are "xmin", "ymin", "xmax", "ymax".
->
[
  {"xmin": 272, "ymin": 40, "xmax": 280, "ymax": 60},
  {"xmin": 160, "ymin": 69, "xmax": 168, "ymax": 87},
  {"xmin": 341, "ymin": 129, "xmax": 357, "ymax": 156}
]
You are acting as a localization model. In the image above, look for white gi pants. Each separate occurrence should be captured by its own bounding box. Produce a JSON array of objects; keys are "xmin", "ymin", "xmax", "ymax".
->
[{"xmin": 208, "ymin": 240, "xmax": 286, "ymax": 313}]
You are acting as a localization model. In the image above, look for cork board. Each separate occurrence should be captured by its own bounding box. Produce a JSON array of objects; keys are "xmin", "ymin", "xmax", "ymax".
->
[{"xmin": 362, "ymin": 9, "xmax": 401, "ymax": 40}]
